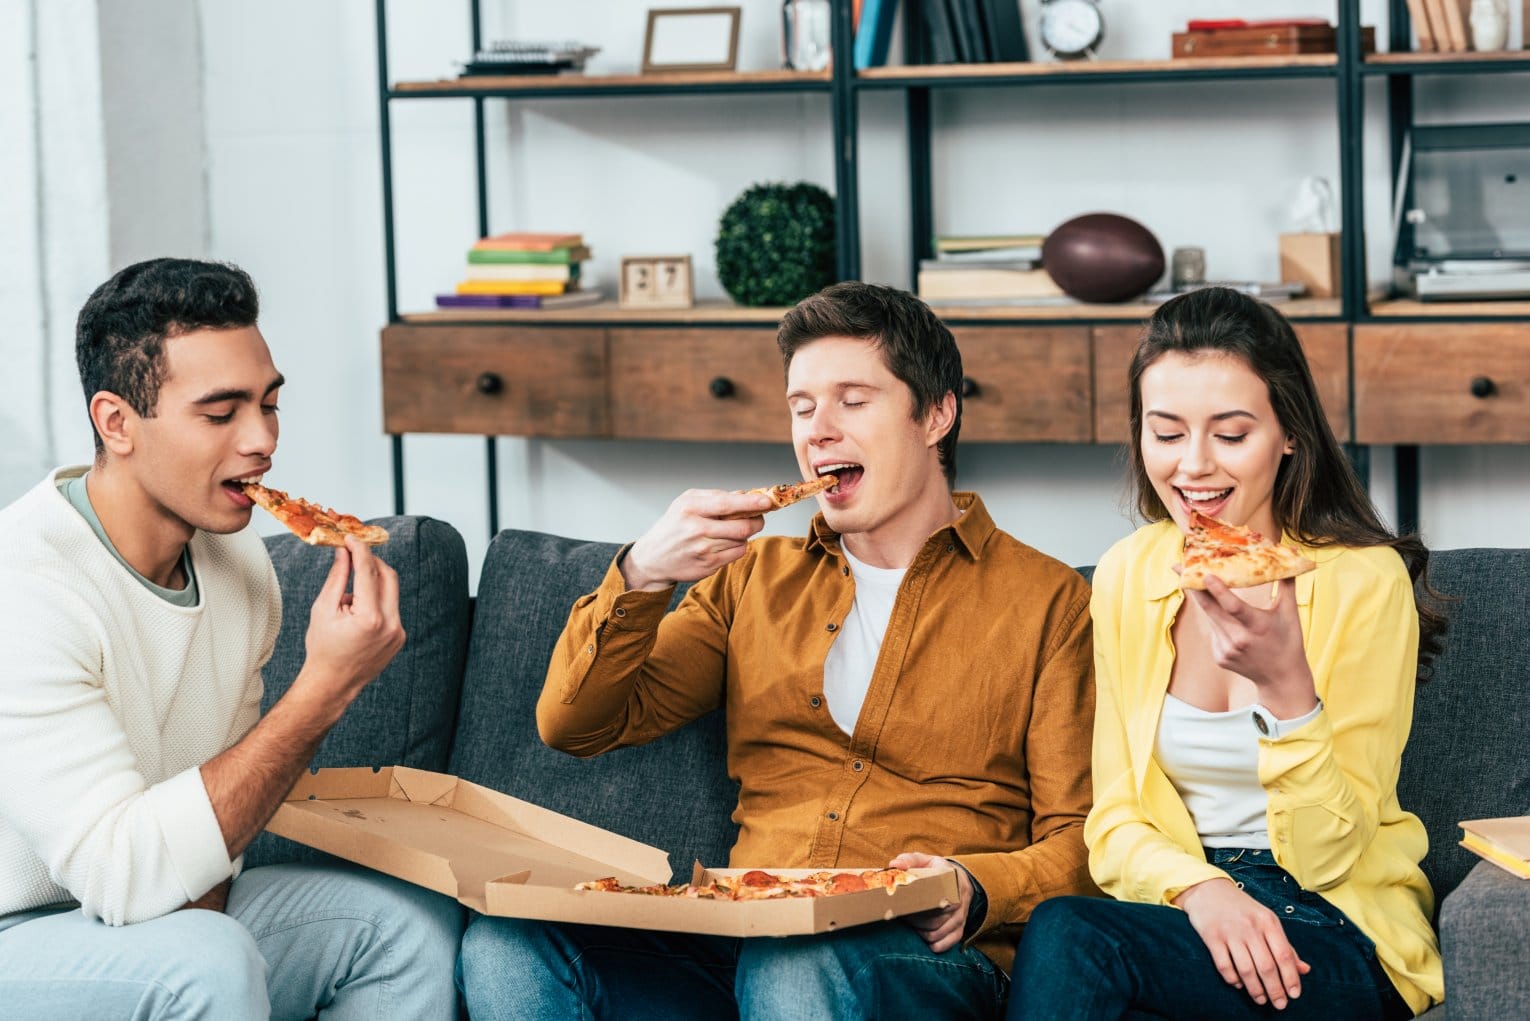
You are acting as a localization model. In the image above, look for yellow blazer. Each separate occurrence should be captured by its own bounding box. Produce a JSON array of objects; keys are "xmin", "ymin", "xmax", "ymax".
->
[{"xmin": 1085, "ymin": 520, "xmax": 1442, "ymax": 1014}]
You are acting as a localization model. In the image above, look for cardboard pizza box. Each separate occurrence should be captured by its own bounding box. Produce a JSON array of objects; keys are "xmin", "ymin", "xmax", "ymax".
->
[{"xmin": 266, "ymin": 766, "xmax": 959, "ymax": 936}]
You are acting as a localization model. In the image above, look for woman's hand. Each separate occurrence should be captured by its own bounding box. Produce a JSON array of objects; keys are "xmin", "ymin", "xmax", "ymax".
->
[
  {"xmin": 1185, "ymin": 576, "xmax": 1317, "ymax": 718},
  {"xmin": 1174, "ymin": 877, "xmax": 1311, "ymax": 1010}
]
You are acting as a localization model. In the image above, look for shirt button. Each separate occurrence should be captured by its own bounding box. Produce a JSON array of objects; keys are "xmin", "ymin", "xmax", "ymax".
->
[
  {"xmin": 586, "ymin": 644, "xmax": 595, "ymax": 654},
  {"xmin": 842, "ymin": 565, "xmax": 850, "ymax": 576},
  {"xmin": 826, "ymin": 811, "xmax": 839, "ymax": 821},
  {"xmin": 810, "ymin": 696, "xmax": 822, "ymax": 708},
  {"xmin": 1253, "ymin": 713, "xmax": 1270, "ymax": 736},
  {"xmin": 946, "ymin": 543, "xmax": 956, "ymax": 553},
  {"xmin": 826, "ymin": 622, "xmax": 838, "ymax": 632},
  {"xmin": 613, "ymin": 607, "xmax": 626, "ymax": 618},
  {"xmin": 851, "ymin": 760, "xmax": 864, "ymax": 772}
]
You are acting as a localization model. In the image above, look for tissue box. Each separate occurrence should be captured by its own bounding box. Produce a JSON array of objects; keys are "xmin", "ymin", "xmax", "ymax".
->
[{"xmin": 1279, "ymin": 233, "xmax": 1341, "ymax": 298}]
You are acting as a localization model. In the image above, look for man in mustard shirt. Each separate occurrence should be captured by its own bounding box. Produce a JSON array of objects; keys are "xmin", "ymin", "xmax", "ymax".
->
[{"xmin": 458, "ymin": 282, "xmax": 1098, "ymax": 1019}]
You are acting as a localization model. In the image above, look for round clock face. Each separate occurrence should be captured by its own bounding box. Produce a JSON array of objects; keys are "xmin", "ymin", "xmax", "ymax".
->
[{"xmin": 1040, "ymin": 0, "xmax": 1104, "ymax": 57}]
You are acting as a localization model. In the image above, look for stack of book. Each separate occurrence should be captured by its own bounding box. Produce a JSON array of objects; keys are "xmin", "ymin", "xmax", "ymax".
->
[
  {"xmin": 917, "ymin": 233, "xmax": 1067, "ymax": 304},
  {"xmin": 1460, "ymin": 817, "xmax": 1530, "ymax": 879},
  {"xmin": 437, "ymin": 233, "xmax": 601, "ymax": 310}
]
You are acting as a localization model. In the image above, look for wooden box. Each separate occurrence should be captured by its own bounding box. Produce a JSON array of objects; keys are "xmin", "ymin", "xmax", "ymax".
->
[{"xmin": 1172, "ymin": 25, "xmax": 1375, "ymax": 58}]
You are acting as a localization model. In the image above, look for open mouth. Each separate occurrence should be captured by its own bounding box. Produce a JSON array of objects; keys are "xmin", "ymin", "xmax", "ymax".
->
[
  {"xmin": 816, "ymin": 461, "xmax": 862, "ymax": 501},
  {"xmin": 1176, "ymin": 486, "xmax": 1232, "ymax": 517},
  {"xmin": 222, "ymin": 472, "xmax": 265, "ymax": 508}
]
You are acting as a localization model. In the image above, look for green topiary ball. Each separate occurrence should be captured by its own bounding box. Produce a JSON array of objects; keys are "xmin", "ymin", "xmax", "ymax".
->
[{"xmin": 715, "ymin": 182, "xmax": 836, "ymax": 307}]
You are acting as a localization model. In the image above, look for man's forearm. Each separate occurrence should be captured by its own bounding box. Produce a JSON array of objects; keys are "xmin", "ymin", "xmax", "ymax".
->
[{"xmin": 200, "ymin": 678, "xmax": 344, "ymax": 859}]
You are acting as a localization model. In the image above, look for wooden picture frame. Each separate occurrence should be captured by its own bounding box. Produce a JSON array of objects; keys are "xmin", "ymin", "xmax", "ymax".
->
[
  {"xmin": 641, "ymin": 7, "xmax": 742, "ymax": 73},
  {"xmin": 620, "ymin": 255, "xmax": 695, "ymax": 309}
]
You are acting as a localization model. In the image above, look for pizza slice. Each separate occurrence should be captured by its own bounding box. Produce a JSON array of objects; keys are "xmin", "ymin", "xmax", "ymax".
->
[
  {"xmin": 1180, "ymin": 510, "xmax": 1315, "ymax": 590},
  {"xmin": 243, "ymin": 482, "xmax": 389, "ymax": 547},
  {"xmin": 718, "ymin": 474, "xmax": 838, "ymax": 520}
]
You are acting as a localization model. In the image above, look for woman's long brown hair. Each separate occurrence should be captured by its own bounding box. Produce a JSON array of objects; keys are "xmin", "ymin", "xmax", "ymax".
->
[{"xmin": 1126, "ymin": 287, "xmax": 1447, "ymax": 671}]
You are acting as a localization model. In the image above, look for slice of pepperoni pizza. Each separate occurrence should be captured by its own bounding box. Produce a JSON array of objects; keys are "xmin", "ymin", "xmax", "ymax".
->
[
  {"xmin": 1180, "ymin": 510, "xmax": 1315, "ymax": 590},
  {"xmin": 243, "ymin": 482, "xmax": 389, "ymax": 547},
  {"xmin": 718, "ymin": 474, "xmax": 839, "ymax": 520}
]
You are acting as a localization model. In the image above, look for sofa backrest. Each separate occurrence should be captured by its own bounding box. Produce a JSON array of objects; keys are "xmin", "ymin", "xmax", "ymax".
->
[
  {"xmin": 1398, "ymin": 547, "xmax": 1530, "ymax": 904},
  {"xmin": 449, "ymin": 530, "xmax": 738, "ymax": 878},
  {"xmin": 249, "ymin": 516, "xmax": 471, "ymax": 868}
]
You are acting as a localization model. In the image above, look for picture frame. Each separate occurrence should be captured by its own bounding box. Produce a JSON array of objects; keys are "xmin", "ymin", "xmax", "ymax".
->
[
  {"xmin": 620, "ymin": 255, "xmax": 695, "ymax": 309},
  {"xmin": 641, "ymin": 7, "xmax": 742, "ymax": 73}
]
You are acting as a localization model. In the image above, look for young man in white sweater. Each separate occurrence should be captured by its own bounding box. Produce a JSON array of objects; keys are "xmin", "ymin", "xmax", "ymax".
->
[{"xmin": 0, "ymin": 259, "xmax": 462, "ymax": 1018}]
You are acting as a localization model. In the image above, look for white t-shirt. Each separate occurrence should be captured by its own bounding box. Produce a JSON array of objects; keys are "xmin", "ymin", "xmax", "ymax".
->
[{"xmin": 822, "ymin": 545, "xmax": 906, "ymax": 736}]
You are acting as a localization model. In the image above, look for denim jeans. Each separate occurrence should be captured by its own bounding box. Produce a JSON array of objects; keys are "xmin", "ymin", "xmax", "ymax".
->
[
  {"xmin": 458, "ymin": 914, "xmax": 1010, "ymax": 1020},
  {"xmin": 0, "ymin": 862, "xmax": 464, "ymax": 1020},
  {"xmin": 1008, "ymin": 848, "xmax": 1414, "ymax": 1021}
]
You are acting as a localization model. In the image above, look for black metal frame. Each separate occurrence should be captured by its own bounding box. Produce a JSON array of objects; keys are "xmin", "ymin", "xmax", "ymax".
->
[{"xmin": 376, "ymin": 0, "xmax": 1530, "ymax": 539}]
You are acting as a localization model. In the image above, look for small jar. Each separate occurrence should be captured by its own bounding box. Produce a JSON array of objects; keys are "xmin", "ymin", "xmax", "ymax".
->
[
  {"xmin": 782, "ymin": 0, "xmax": 832, "ymax": 71},
  {"xmin": 1171, "ymin": 247, "xmax": 1207, "ymax": 291}
]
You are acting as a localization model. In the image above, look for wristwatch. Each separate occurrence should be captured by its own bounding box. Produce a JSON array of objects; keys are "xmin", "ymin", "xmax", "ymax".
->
[
  {"xmin": 1039, "ymin": 0, "xmax": 1105, "ymax": 60},
  {"xmin": 1251, "ymin": 699, "xmax": 1323, "ymax": 739}
]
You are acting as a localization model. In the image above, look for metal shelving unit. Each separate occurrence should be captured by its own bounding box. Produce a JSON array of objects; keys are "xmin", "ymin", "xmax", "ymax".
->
[{"xmin": 374, "ymin": 0, "xmax": 1529, "ymax": 538}]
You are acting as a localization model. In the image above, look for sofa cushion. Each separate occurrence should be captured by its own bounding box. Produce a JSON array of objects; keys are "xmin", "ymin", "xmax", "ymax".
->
[
  {"xmin": 246, "ymin": 516, "xmax": 471, "ymax": 868},
  {"xmin": 450, "ymin": 530, "xmax": 738, "ymax": 878},
  {"xmin": 1398, "ymin": 547, "xmax": 1530, "ymax": 904}
]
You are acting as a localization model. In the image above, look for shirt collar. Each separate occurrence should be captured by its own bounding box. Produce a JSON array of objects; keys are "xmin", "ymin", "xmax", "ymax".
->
[
  {"xmin": 1141, "ymin": 518, "xmax": 1337, "ymax": 605},
  {"xmin": 807, "ymin": 491, "xmax": 993, "ymax": 560}
]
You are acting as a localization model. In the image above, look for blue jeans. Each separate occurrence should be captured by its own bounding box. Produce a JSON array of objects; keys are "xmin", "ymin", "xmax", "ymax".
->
[
  {"xmin": 458, "ymin": 914, "xmax": 1010, "ymax": 1020},
  {"xmin": 1008, "ymin": 848, "xmax": 1413, "ymax": 1021},
  {"xmin": 0, "ymin": 862, "xmax": 463, "ymax": 1020}
]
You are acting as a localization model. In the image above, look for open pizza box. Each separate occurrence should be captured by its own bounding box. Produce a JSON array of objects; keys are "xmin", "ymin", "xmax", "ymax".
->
[{"xmin": 266, "ymin": 766, "xmax": 959, "ymax": 937}]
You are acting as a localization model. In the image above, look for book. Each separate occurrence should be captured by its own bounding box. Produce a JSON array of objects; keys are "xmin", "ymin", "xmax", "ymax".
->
[
  {"xmin": 853, "ymin": 0, "xmax": 898, "ymax": 69},
  {"xmin": 934, "ymin": 233, "xmax": 1047, "ymax": 253},
  {"xmin": 917, "ymin": 267, "xmax": 1065, "ymax": 300},
  {"xmin": 935, "ymin": 244, "xmax": 1042, "ymax": 263},
  {"xmin": 923, "ymin": 0, "xmax": 959, "ymax": 64},
  {"xmin": 462, "ymin": 262, "xmax": 580, "ymax": 283},
  {"xmin": 1460, "ymin": 817, "xmax": 1530, "ymax": 879},
  {"xmin": 456, "ymin": 279, "xmax": 569, "ymax": 296},
  {"xmin": 467, "ymin": 245, "xmax": 590, "ymax": 265},
  {"xmin": 945, "ymin": 0, "xmax": 979, "ymax": 62},
  {"xmin": 979, "ymin": 0, "xmax": 1029, "ymax": 62},
  {"xmin": 474, "ymin": 232, "xmax": 583, "ymax": 251},
  {"xmin": 921, "ymin": 257, "xmax": 1038, "ymax": 272},
  {"xmin": 435, "ymin": 290, "xmax": 603, "ymax": 310},
  {"xmin": 1404, "ymin": 0, "xmax": 1436, "ymax": 50}
]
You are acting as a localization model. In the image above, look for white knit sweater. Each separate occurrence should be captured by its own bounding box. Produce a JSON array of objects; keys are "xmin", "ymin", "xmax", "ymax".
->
[{"xmin": 0, "ymin": 467, "xmax": 280, "ymax": 924}]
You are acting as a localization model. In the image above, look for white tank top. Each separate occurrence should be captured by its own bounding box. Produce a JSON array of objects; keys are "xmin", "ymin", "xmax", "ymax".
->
[{"xmin": 1154, "ymin": 693, "xmax": 1271, "ymax": 848}]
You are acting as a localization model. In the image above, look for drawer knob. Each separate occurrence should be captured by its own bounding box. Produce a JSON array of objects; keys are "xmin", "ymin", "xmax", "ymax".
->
[
  {"xmin": 475, "ymin": 372, "xmax": 504, "ymax": 396},
  {"xmin": 709, "ymin": 377, "xmax": 735, "ymax": 399},
  {"xmin": 1470, "ymin": 376, "xmax": 1496, "ymax": 399},
  {"xmin": 961, "ymin": 376, "xmax": 980, "ymax": 398}
]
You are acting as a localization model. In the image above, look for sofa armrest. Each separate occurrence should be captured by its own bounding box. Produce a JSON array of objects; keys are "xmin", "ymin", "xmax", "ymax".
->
[{"xmin": 1439, "ymin": 860, "xmax": 1530, "ymax": 1018}]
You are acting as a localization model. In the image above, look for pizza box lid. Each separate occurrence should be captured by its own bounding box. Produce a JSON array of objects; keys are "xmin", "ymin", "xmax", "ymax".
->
[{"xmin": 266, "ymin": 766, "xmax": 958, "ymax": 935}]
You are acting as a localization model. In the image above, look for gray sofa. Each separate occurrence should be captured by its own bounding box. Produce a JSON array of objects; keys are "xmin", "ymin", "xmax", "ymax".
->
[{"xmin": 249, "ymin": 517, "xmax": 1528, "ymax": 1018}]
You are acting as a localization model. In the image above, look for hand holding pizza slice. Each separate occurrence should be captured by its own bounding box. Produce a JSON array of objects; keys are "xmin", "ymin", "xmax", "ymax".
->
[
  {"xmin": 243, "ymin": 482, "xmax": 388, "ymax": 547},
  {"xmin": 1180, "ymin": 510, "xmax": 1314, "ymax": 590}
]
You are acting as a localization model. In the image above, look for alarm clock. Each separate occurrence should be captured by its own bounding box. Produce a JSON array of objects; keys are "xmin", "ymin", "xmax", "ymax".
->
[{"xmin": 1039, "ymin": 0, "xmax": 1105, "ymax": 60}]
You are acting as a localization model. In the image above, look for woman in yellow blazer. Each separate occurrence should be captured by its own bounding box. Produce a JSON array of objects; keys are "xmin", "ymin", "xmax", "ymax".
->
[{"xmin": 1008, "ymin": 287, "xmax": 1446, "ymax": 1020}]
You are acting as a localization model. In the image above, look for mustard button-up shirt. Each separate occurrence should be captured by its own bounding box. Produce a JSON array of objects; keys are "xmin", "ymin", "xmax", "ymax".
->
[
  {"xmin": 1086, "ymin": 520, "xmax": 1442, "ymax": 1013},
  {"xmin": 540, "ymin": 493, "xmax": 1097, "ymax": 971}
]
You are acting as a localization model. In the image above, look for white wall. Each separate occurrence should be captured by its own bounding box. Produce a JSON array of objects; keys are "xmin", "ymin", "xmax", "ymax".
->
[{"xmin": 7, "ymin": 0, "xmax": 1527, "ymax": 587}]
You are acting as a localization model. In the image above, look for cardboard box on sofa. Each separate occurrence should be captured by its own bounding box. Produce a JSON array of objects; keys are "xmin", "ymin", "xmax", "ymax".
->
[{"xmin": 267, "ymin": 766, "xmax": 958, "ymax": 937}]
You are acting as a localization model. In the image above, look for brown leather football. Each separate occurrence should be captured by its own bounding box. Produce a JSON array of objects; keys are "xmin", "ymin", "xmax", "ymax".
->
[{"xmin": 1042, "ymin": 213, "xmax": 1166, "ymax": 303}]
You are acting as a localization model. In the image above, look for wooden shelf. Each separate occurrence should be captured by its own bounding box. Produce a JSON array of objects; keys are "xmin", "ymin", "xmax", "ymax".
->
[
  {"xmin": 401, "ymin": 296, "xmax": 1343, "ymax": 326},
  {"xmin": 392, "ymin": 69, "xmax": 831, "ymax": 98},
  {"xmin": 1364, "ymin": 51, "xmax": 1530, "ymax": 72},
  {"xmin": 858, "ymin": 55, "xmax": 1336, "ymax": 87},
  {"xmin": 1369, "ymin": 298, "xmax": 1530, "ymax": 318}
]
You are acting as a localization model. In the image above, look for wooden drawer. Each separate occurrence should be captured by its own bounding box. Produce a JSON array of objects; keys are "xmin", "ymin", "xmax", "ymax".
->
[
  {"xmin": 381, "ymin": 325, "xmax": 608, "ymax": 436},
  {"xmin": 1092, "ymin": 322, "xmax": 1351, "ymax": 444},
  {"xmin": 952, "ymin": 327, "xmax": 1092, "ymax": 442},
  {"xmin": 609, "ymin": 328, "xmax": 787, "ymax": 442},
  {"xmin": 1355, "ymin": 323, "xmax": 1530, "ymax": 444}
]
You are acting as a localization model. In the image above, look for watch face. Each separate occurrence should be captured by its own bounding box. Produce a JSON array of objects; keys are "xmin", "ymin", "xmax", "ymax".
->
[{"xmin": 1040, "ymin": 0, "xmax": 1104, "ymax": 57}]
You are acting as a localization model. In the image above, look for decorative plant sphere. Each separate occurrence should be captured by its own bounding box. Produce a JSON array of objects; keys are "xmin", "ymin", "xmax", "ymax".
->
[{"xmin": 715, "ymin": 182, "xmax": 836, "ymax": 307}]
